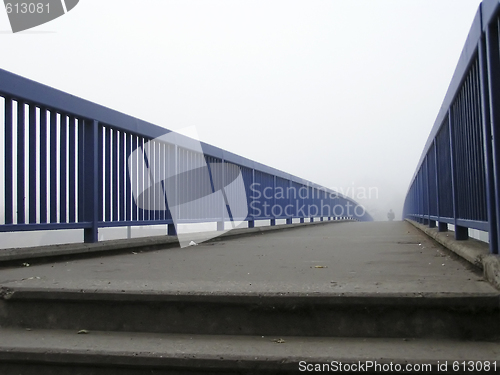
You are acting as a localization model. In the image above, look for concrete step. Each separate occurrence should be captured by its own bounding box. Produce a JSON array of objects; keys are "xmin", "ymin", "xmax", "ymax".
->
[
  {"xmin": 0, "ymin": 327, "xmax": 498, "ymax": 374},
  {"xmin": 1, "ymin": 287, "xmax": 499, "ymax": 340}
]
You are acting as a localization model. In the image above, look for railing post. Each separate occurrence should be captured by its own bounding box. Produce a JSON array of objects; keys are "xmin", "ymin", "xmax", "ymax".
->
[
  {"xmin": 167, "ymin": 223, "xmax": 176, "ymax": 235},
  {"xmin": 448, "ymin": 109, "xmax": 468, "ymax": 240},
  {"xmin": 482, "ymin": 24, "xmax": 500, "ymax": 254},
  {"xmin": 426, "ymin": 155, "xmax": 435, "ymax": 228},
  {"xmin": 39, "ymin": 109, "xmax": 47, "ymax": 224},
  {"xmin": 217, "ymin": 157, "xmax": 225, "ymax": 231},
  {"xmin": 286, "ymin": 179, "xmax": 292, "ymax": 224},
  {"xmin": 422, "ymin": 160, "xmax": 429, "ymax": 226},
  {"xmin": 4, "ymin": 97, "xmax": 13, "ymax": 225},
  {"xmin": 434, "ymin": 140, "xmax": 447, "ymax": 232},
  {"xmin": 248, "ymin": 168, "xmax": 255, "ymax": 228},
  {"xmin": 416, "ymin": 174, "xmax": 421, "ymax": 223},
  {"xmin": 167, "ymin": 143, "xmax": 177, "ymax": 236},
  {"xmin": 270, "ymin": 175, "xmax": 276, "ymax": 226},
  {"xmin": 438, "ymin": 222, "xmax": 448, "ymax": 232},
  {"xmin": 310, "ymin": 185, "xmax": 314, "ymax": 222},
  {"xmin": 17, "ymin": 101, "xmax": 25, "ymax": 225},
  {"xmin": 29, "ymin": 104, "xmax": 37, "ymax": 224},
  {"xmin": 83, "ymin": 120, "xmax": 99, "ymax": 243}
]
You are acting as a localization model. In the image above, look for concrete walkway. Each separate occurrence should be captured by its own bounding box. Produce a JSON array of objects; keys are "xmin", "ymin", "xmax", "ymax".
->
[{"xmin": 0, "ymin": 221, "xmax": 497, "ymax": 296}]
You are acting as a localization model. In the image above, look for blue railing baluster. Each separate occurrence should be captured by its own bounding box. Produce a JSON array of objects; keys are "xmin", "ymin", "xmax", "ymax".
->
[
  {"xmin": 68, "ymin": 117, "xmax": 76, "ymax": 223},
  {"xmin": 119, "ymin": 131, "xmax": 125, "ymax": 222},
  {"xmin": 39, "ymin": 108, "xmax": 47, "ymax": 224},
  {"xmin": 149, "ymin": 140, "xmax": 155, "ymax": 221},
  {"xmin": 158, "ymin": 142, "xmax": 165, "ymax": 222},
  {"xmin": 104, "ymin": 127, "xmax": 111, "ymax": 222},
  {"xmin": 448, "ymin": 108, "xmax": 468, "ymax": 240},
  {"xmin": 28, "ymin": 104, "xmax": 36, "ymax": 224},
  {"xmin": 49, "ymin": 111, "xmax": 57, "ymax": 223},
  {"xmin": 97, "ymin": 123, "xmax": 104, "ymax": 225},
  {"xmin": 17, "ymin": 101, "xmax": 25, "ymax": 224},
  {"xmin": 145, "ymin": 138, "xmax": 152, "ymax": 222},
  {"xmin": 60, "ymin": 114, "xmax": 67, "ymax": 223},
  {"xmin": 77, "ymin": 117, "xmax": 84, "ymax": 223},
  {"xmin": 131, "ymin": 135, "xmax": 138, "ymax": 222},
  {"xmin": 125, "ymin": 133, "xmax": 132, "ymax": 222},
  {"xmin": 137, "ymin": 137, "xmax": 144, "ymax": 222},
  {"xmin": 112, "ymin": 128, "xmax": 118, "ymax": 222}
]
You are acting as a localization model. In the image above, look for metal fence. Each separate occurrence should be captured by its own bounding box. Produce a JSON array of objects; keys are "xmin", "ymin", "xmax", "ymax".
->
[
  {"xmin": 0, "ymin": 69, "xmax": 372, "ymax": 244},
  {"xmin": 403, "ymin": 0, "xmax": 500, "ymax": 254}
]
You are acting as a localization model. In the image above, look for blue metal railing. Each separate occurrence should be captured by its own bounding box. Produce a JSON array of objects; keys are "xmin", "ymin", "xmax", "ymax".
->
[
  {"xmin": 0, "ymin": 69, "xmax": 372, "ymax": 244},
  {"xmin": 403, "ymin": 0, "xmax": 500, "ymax": 254}
]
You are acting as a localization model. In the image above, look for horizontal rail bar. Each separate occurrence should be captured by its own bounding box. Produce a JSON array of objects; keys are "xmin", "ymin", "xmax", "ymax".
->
[{"xmin": 0, "ymin": 223, "xmax": 92, "ymax": 232}]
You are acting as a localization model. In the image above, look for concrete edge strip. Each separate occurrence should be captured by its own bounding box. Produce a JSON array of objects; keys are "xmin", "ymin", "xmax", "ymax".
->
[
  {"xmin": 406, "ymin": 219, "xmax": 500, "ymax": 291},
  {"xmin": 2, "ymin": 286, "xmax": 499, "ymax": 306},
  {"xmin": 0, "ymin": 219, "xmax": 352, "ymax": 264}
]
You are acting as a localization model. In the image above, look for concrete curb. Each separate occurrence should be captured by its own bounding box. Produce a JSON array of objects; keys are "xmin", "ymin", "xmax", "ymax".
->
[
  {"xmin": 406, "ymin": 219, "xmax": 500, "ymax": 290},
  {"xmin": 0, "ymin": 219, "xmax": 351, "ymax": 266},
  {"xmin": 3, "ymin": 287, "xmax": 499, "ymax": 306}
]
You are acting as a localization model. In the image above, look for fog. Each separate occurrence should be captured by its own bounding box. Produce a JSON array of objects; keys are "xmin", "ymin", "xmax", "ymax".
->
[{"xmin": 0, "ymin": 0, "xmax": 483, "ymax": 247}]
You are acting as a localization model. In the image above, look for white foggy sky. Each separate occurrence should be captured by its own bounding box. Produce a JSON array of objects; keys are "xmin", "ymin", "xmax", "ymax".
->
[{"xmin": 0, "ymin": 0, "xmax": 483, "ymax": 220}]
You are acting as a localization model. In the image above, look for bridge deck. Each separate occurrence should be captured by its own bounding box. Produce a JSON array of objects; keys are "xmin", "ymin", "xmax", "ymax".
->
[{"xmin": 0, "ymin": 221, "xmax": 496, "ymax": 296}]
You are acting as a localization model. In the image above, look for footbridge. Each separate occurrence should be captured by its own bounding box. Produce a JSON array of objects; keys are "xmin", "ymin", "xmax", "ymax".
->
[{"xmin": 0, "ymin": 1, "xmax": 500, "ymax": 374}]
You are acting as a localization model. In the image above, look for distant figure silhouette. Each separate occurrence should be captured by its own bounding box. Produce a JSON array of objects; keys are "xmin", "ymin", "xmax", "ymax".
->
[{"xmin": 387, "ymin": 209, "xmax": 395, "ymax": 221}]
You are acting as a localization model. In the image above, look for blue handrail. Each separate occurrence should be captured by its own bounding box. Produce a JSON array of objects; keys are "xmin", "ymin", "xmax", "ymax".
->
[
  {"xmin": 403, "ymin": 0, "xmax": 500, "ymax": 254},
  {"xmin": 0, "ymin": 69, "xmax": 372, "ymax": 244}
]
